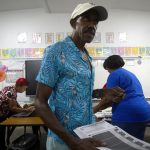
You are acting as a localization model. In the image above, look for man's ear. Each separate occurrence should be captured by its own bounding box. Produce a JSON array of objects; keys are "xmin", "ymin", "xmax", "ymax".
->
[{"xmin": 70, "ymin": 19, "xmax": 76, "ymax": 29}]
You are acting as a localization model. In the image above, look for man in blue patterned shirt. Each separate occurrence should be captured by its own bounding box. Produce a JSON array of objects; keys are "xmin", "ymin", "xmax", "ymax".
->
[{"xmin": 35, "ymin": 2, "xmax": 124, "ymax": 150}]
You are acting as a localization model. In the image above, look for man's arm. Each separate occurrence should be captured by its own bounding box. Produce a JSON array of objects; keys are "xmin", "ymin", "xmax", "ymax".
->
[
  {"xmin": 93, "ymin": 98, "xmax": 112, "ymax": 113},
  {"xmin": 92, "ymin": 87, "xmax": 125, "ymax": 103},
  {"xmin": 35, "ymin": 82, "xmax": 106, "ymax": 150},
  {"xmin": 93, "ymin": 87, "xmax": 124, "ymax": 113}
]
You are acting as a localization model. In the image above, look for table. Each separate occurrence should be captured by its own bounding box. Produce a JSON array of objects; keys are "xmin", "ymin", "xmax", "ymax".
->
[
  {"xmin": 0, "ymin": 117, "xmax": 44, "ymax": 126},
  {"xmin": 0, "ymin": 116, "xmax": 45, "ymax": 146}
]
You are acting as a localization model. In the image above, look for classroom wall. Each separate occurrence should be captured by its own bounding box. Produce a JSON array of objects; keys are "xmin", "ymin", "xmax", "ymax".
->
[
  {"xmin": 0, "ymin": 8, "xmax": 150, "ymax": 48},
  {"xmin": 0, "ymin": 8, "xmax": 150, "ymax": 102}
]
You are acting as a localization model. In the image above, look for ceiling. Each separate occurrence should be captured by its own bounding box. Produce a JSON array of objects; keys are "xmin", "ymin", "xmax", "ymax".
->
[{"xmin": 0, "ymin": 0, "xmax": 150, "ymax": 13}]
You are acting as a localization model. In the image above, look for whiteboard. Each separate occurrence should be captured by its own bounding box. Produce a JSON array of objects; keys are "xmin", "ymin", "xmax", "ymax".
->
[{"xmin": 93, "ymin": 59, "xmax": 150, "ymax": 98}]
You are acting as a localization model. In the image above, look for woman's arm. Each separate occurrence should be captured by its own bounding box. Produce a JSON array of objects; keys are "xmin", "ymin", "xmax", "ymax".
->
[
  {"xmin": 8, "ymin": 100, "xmax": 34, "ymax": 113},
  {"xmin": 93, "ymin": 98, "xmax": 112, "ymax": 113}
]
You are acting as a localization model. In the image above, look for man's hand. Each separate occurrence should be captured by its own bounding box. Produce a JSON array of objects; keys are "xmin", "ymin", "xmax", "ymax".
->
[
  {"xmin": 104, "ymin": 86, "xmax": 125, "ymax": 103},
  {"xmin": 70, "ymin": 138, "xmax": 106, "ymax": 150},
  {"xmin": 92, "ymin": 87, "xmax": 125, "ymax": 103}
]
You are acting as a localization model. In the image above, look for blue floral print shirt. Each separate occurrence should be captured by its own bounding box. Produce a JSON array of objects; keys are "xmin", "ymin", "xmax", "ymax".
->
[{"xmin": 36, "ymin": 36, "xmax": 95, "ymax": 143}]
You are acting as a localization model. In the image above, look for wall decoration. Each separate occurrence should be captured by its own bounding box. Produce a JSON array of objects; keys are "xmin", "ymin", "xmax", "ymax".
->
[
  {"xmin": 9, "ymin": 48, "xmax": 17, "ymax": 58},
  {"xmin": 1, "ymin": 48, "xmax": 10, "ymax": 59},
  {"xmin": 56, "ymin": 32, "xmax": 64, "ymax": 42},
  {"xmin": 45, "ymin": 33, "xmax": 54, "ymax": 44},
  {"xmin": 137, "ymin": 56, "xmax": 142, "ymax": 65},
  {"xmin": 66, "ymin": 32, "xmax": 72, "ymax": 36},
  {"xmin": 32, "ymin": 33, "xmax": 42, "ymax": 44},
  {"xmin": 125, "ymin": 60, "xmax": 135, "ymax": 66},
  {"xmin": 16, "ymin": 48, "xmax": 25, "ymax": 58},
  {"xmin": 92, "ymin": 32, "xmax": 101, "ymax": 43},
  {"xmin": 119, "ymin": 32, "xmax": 127, "ymax": 42},
  {"xmin": 87, "ymin": 47, "xmax": 97, "ymax": 56},
  {"xmin": 106, "ymin": 32, "xmax": 114, "ymax": 43},
  {"xmin": 124, "ymin": 47, "xmax": 132, "ymax": 56},
  {"xmin": 0, "ymin": 49, "xmax": 1, "ymax": 57},
  {"xmin": 145, "ymin": 47, "xmax": 150, "ymax": 56},
  {"xmin": 139, "ymin": 47, "xmax": 146, "ymax": 56},
  {"xmin": 131, "ymin": 47, "xmax": 139, "ymax": 56},
  {"xmin": 6, "ymin": 70, "xmax": 24, "ymax": 83},
  {"xmin": 103, "ymin": 47, "xmax": 112, "ymax": 56},
  {"xmin": 17, "ymin": 32, "xmax": 27, "ymax": 43},
  {"xmin": 96, "ymin": 48, "xmax": 103, "ymax": 56}
]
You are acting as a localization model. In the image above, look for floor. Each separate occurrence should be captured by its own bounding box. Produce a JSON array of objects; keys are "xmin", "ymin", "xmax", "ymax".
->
[
  {"xmin": 7, "ymin": 125, "xmax": 150, "ymax": 150},
  {"xmin": 8, "ymin": 126, "xmax": 47, "ymax": 150},
  {"xmin": 144, "ymin": 127, "xmax": 150, "ymax": 143}
]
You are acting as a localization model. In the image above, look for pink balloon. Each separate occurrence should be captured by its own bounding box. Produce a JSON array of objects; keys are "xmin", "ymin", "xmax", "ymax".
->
[{"xmin": 0, "ymin": 65, "xmax": 8, "ymax": 72}]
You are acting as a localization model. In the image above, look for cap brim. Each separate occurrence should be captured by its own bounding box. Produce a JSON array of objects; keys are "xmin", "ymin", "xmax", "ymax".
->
[
  {"xmin": 70, "ymin": 4, "xmax": 108, "ymax": 26},
  {"xmin": 90, "ymin": 6, "xmax": 108, "ymax": 21}
]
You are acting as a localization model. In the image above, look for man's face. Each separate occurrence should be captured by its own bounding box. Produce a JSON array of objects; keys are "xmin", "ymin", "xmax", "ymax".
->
[{"xmin": 73, "ymin": 9, "xmax": 99, "ymax": 43}]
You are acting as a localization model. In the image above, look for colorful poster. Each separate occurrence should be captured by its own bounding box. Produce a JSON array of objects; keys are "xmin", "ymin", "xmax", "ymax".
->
[
  {"xmin": 92, "ymin": 32, "xmax": 101, "ymax": 43},
  {"xmin": 56, "ymin": 32, "xmax": 64, "ymax": 42},
  {"xmin": 32, "ymin": 33, "xmax": 42, "ymax": 44},
  {"xmin": 131, "ymin": 47, "xmax": 139, "ymax": 56},
  {"xmin": 119, "ymin": 32, "xmax": 127, "ymax": 42},
  {"xmin": 0, "ymin": 49, "xmax": 1, "ymax": 58},
  {"xmin": 39, "ymin": 48, "xmax": 44, "ymax": 57},
  {"xmin": 45, "ymin": 33, "xmax": 54, "ymax": 44},
  {"xmin": 66, "ymin": 32, "xmax": 72, "ymax": 36},
  {"xmin": 6, "ymin": 70, "xmax": 24, "ymax": 83},
  {"xmin": 1, "ymin": 48, "xmax": 10, "ymax": 59},
  {"xmin": 124, "ymin": 47, "xmax": 132, "ymax": 56},
  {"xmin": 16, "ymin": 48, "xmax": 25, "ymax": 58},
  {"xmin": 9, "ymin": 48, "xmax": 17, "ymax": 58},
  {"xmin": 103, "ymin": 47, "xmax": 112, "ymax": 56},
  {"xmin": 87, "ymin": 47, "xmax": 96, "ymax": 56},
  {"xmin": 96, "ymin": 48, "xmax": 103, "ymax": 56},
  {"xmin": 117, "ymin": 47, "xmax": 125, "ymax": 56},
  {"xmin": 110, "ymin": 47, "xmax": 117, "ymax": 55},
  {"xmin": 106, "ymin": 32, "xmax": 114, "ymax": 43},
  {"xmin": 139, "ymin": 47, "xmax": 146, "ymax": 56},
  {"xmin": 145, "ymin": 47, "xmax": 150, "ymax": 56},
  {"xmin": 25, "ymin": 48, "xmax": 34, "ymax": 57},
  {"xmin": 17, "ymin": 32, "xmax": 27, "ymax": 43}
]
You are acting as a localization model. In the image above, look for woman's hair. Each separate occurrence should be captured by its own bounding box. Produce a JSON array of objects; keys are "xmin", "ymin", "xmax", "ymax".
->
[
  {"xmin": 103, "ymin": 55, "xmax": 125, "ymax": 70},
  {"xmin": 16, "ymin": 78, "xmax": 29, "ymax": 86}
]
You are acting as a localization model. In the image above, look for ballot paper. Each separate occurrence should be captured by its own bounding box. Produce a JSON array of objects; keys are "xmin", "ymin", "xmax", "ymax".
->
[{"xmin": 74, "ymin": 120, "xmax": 150, "ymax": 150}]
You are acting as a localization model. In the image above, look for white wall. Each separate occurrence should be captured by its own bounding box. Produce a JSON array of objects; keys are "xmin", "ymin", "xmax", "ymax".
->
[
  {"xmin": 0, "ymin": 8, "xmax": 150, "ymax": 99},
  {"xmin": 0, "ymin": 8, "xmax": 150, "ymax": 48}
]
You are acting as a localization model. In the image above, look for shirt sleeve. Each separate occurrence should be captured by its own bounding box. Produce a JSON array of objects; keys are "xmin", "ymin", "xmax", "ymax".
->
[
  {"xmin": 36, "ymin": 45, "xmax": 60, "ymax": 88},
  {"xmin": 4, "ymin": 87, "xmax": 16, "ymax": 101},
  {"xmin": 106, "ymin": 72, "xmax": 119, "ymax": 88}
]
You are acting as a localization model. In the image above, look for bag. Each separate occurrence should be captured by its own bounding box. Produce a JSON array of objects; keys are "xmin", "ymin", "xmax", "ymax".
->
[
  {"xmin": 0, "ymin": 100, "xmax": 9, "ymax": 118},
  {"xmin": 10, "ymin": 133, "xmax": 38, "ymax": 150}
]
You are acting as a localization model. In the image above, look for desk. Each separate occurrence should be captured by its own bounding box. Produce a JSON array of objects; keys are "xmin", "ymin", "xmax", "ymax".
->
[
  {"xmin": 0, "ymin": 117, "xmax": 45, "ymax": 146},
  {"xmin": 0, "ymin": 117, "xmax": 44, "ymax": 126}
]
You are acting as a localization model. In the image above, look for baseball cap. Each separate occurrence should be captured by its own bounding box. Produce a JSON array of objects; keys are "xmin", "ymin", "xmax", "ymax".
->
[
  {"xmin": 16, "ymin": 78, "xmax": 29, "ymax": 86},
  {"xmin": 70, "ymin": 2, "xmax": 108, "ymax": 22}
]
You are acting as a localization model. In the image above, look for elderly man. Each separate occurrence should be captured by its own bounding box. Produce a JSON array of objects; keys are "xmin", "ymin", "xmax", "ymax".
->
[{"xmin": 35, "ymin": 2, "xmax": 124, "ymax": 150}]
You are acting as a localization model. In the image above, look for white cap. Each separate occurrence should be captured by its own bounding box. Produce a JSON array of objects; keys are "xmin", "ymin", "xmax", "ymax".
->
[{"xmin": 70, "ymin": 2, "xmax": 108, "ymax": 21}]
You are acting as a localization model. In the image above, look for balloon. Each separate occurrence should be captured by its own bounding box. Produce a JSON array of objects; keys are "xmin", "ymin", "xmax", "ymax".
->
[
  {"xmin": 0, "ymin": 65, "xmax": 8, "ymax": 72},
  {"xmin": 0, "ymin": 70, "xmax": 6, "ymax": 82}
]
